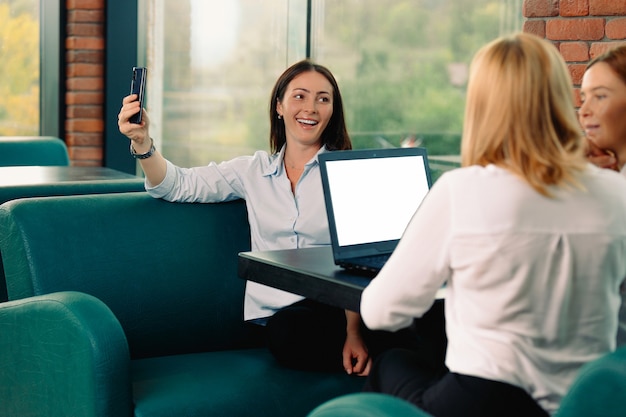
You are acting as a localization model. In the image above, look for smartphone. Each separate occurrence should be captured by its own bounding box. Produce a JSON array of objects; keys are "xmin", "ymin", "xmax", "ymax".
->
[{"xmin": 129, "ymin": 66, "xmax": 147, "ymax": 124}]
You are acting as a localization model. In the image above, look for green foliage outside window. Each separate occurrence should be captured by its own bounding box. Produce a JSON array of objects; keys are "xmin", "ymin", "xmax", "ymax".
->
[
  {"xmin": 316, "ymin": 0, "xmax": 511, "ymax": 154},
  {"xmin": 0, "ymin": 1, "xmax": 39, "ymax": 136}
]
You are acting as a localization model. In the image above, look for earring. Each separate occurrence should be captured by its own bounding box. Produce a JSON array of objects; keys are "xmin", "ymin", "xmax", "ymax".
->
[{"xmin": 277, "ymin": 114, "xmax": 283, "ymax": 119}]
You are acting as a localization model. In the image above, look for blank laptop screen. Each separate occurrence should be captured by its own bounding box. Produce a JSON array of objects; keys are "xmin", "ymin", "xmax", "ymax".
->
[{"xmin": 323, "ymin": 154, "xmax": 430, "ymax": 247}]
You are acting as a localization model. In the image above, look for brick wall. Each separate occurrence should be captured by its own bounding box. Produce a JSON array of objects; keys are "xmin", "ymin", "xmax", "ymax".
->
[
  {"xmin": 61, "ymin": 1, "xmax": 626, "ymax": 166},
  {"xmin": 523, "ymin": 0, "xmax": 626, "ymax": 105},
  {"xmin": 65, "ymin": 0, "xmax": 105, "ymax": 166}
]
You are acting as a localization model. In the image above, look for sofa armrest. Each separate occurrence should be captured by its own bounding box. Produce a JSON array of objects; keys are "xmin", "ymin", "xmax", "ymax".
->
[{"xmin": 0, "ymin": 291, "xmax": 132, "ymax": 417}]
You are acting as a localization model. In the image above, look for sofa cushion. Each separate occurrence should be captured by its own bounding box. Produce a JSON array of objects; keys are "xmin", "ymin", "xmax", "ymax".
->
[
  {"xmin": 0, "ymin": 193, "xmax": 254, "ymax": 358},
  {"xmin": 132, "ymin": 348, "xmax": 365, "ymax": 417}
]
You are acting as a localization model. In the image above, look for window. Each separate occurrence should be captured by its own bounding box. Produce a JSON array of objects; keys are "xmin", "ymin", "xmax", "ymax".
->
[
  {"xmin": 145, "ymin": 0, "xmax": 307, "ymax": 167},
  {"xmin": 143, "ymin": 0, "xmax": 522, "ymax": 169},
  {"xmin": 0, "ymin": 0, "xmax": 40, "ymax": 136},
  {"xmin": 311, "ymin": 0, "xmax": 523, "ymax": 155}
]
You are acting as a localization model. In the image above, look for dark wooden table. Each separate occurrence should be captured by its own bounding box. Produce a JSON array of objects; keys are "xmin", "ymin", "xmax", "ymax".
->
[
  {"xmin": 0, "ymin": 166, "xmax": 145, "ymax": 204},
  {"xmin": 239, "ymin": 246, "xmax": 445, "ymax": 312},
  {"xmin": 239, "ymin": 246, "xmax": 446, "ymax": 312},
  {"xmin": 0, "ymin": 166, "xmax": 140, "ymax": 186},
  {"xmin": 238, "ymin": 246, "xmax": 370, "ymax": 312}
]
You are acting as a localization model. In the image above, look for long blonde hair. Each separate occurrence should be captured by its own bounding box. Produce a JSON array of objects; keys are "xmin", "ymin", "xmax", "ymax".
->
[{"xmin": 461, "ymin": 33, "xmax": 586, "ymax": 196}]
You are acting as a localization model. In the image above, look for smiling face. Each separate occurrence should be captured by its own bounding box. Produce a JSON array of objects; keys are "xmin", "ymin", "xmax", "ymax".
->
[
  {"xmin": 276, "ymin": 70, "xmax": 334, "ymax": 149},
  {"xmin": 579, "ymin": 62, "xmax": 626, "ymax": 161}
]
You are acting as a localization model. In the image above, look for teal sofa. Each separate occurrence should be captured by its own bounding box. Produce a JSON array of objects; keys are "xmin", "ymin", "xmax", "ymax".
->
[
  {"xmin": 0, "ymin": 170, "xmax": 145, "ymax": 302},
  {"xmin": 0, "ymin": 136, "xmax": 70, "ymax": 166},
  {"xmin": 307, "ymin": 393, "xmax": 433, "ymax": 417},
  {"xmin": 0, "ymin": 192, "xmax": 363, "ymax": 417}
]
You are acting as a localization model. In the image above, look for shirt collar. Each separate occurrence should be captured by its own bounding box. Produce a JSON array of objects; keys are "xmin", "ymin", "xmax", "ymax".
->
[{"xmin": 262, "ymin": 144, "xmax": 328, "ymax": 177}]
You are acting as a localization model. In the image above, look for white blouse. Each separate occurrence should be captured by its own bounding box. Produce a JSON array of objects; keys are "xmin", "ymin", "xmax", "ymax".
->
[
  {"xmin": 361, "ymin": 163, "xmax": 626, "ymax": 415},
  {"xmin": 146, "ymin": 145, "xmax": 331, "ymax": 320}
]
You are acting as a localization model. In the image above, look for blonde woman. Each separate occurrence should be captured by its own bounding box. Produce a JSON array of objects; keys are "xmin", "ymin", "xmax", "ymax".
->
[{"xmin": 360, "ymin": 33, "xmax": 626, "ymax": 416}]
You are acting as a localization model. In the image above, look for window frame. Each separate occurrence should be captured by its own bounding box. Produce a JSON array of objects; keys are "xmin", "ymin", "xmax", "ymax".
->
[
  {"xmin": 40, "ymin": 0, "xmax": 63, "ymax": 137},
  {"xmin": 104, "ymin": 0, "xmax": 144, "ymax": 173}
]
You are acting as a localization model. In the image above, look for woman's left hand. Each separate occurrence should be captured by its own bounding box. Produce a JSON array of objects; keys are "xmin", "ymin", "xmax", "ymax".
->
[{"xmin": 342, "ymin": 330, "xmax": 372, "ymax": 376}]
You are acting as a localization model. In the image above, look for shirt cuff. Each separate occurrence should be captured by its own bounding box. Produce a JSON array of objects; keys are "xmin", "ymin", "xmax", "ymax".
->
[{"xmin": 145, "ymin": 159, "xmax": 177, "ymax": 198}]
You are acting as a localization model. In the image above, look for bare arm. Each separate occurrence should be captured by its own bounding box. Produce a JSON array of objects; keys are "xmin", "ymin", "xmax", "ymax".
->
[
  {"xmin": 342, "ymin": 310, "xmax": 372, "ymax": 376},
  {"xmin": 118, "ymin": 94, "xmax": 168, "ymax": 186}
]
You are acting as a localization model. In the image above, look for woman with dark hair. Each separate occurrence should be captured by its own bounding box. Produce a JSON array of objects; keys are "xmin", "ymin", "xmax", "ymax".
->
[
  {"xmin": 580, "ymin": 43, "xmax": 626, "ymax": 175},
  {"xmin": 118, "ymin": 60, "xmax": 376, "ymax": 375}
]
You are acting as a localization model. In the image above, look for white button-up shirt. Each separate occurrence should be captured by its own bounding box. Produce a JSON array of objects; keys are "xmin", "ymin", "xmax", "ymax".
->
[
  {"xmin": 361, "ymin": 163, "xmax": 626, "ymax": 415},
  {"xmin": 146, "ymin": 145, "xmax": 331, "ymax": 320}
]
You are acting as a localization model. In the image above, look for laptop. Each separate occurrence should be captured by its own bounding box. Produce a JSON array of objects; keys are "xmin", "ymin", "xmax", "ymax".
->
[{"xmin": 318, "ymin": 147, "xmax": 432, "ymax": 276}]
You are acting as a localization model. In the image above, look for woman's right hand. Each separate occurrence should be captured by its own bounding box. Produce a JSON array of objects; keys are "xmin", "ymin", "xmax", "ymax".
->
[
  {"xmin": 586, "ymin": 138, "xmax": 619, "ymax": 171},
  {"xmin": 118, "ymin": 94, "xmax": 151, "ymax": 151}
]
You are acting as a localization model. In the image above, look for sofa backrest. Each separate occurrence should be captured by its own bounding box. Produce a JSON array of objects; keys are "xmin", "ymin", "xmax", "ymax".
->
[
  {"xmin": 0, "ymin": 192, "xmax": 254, "ymax": 358},
  {"xmin": 0, "ymin": 136, "xmax": 70, "ymax": 166},
  {"xmin": 0, "ymin": 171, "xmax": 146, "ymax": 303}
]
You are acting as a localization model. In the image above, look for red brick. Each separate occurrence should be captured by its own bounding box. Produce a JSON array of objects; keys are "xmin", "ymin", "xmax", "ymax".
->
[
  {"xmin": 66, "ymin": 119, "xmax": 105, "ymax": 133},
  {"xmin": 561, "ymin": 0, "xmax": 590, "ymax": 17},
  {"xmin": 66, "ymin": 77, "xmax": 104, "ymax": 91},
  {"xmin": 546, "ymin": 18, "xmax": 605, "ymax": 40},
  {"xmin": 66, "ymin": 0, "xmax": 105, "ymax": 9},
  {"xmin": 67, "ymin": 10, "xmax": 105, "ymax": 24},
  {"xmin": 66, "ymin": 50, "xmax": 104, "ymax": 64},
  {"xmin": 72, "ymin": 146, "xmax": 102, "ymax": 161},
  {"xmin": 66, "ymin": 36, "xmax": 105, "ymax": 50},
  {"xmin": 606, "ymin": 18, "xmax": 626, "ymax": 39},
  {"xmin": 66, "ymin": 92, "xmax": 104, "ymax": 105},
  {"xmin": 560, "ymin": 41, "xmax": 590, "ymax": 61},
  {"xmin": 66, "ymin": 23, "xmax": 104, "ymax": 37},
  {"xmin": 65, "ymin": 132, "xmax": 103, "ymax": 146},
  {"xmin": 523, "ymin": 0, "xmax": 559, "ymax": 17},
  {"xmin": 568, "ymin": 63, "xmax": 587, "ymax": 85},
  {"xmin": 66, "ymin": 63, "xmax": 103, "ymax": 77},
  {"xmin": 67, "ymin": 105, "xmax": 103, "ymax": 119},
  {"xmin": 523, "ymin": 19, "xmax": 547, "ymax": 37},
  {"xmin": 573, "ymin": 88, "xmax": 582, "ymax": 107},
  {"xmin": 590, "ymin": 41, "xmax": 626, "ymax": 57},
  {"xmin": 589, "ymin": 0, "xmax": 626, "ymax": 16}
]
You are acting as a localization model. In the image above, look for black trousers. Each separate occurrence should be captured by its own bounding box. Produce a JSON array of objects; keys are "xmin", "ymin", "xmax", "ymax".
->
[
  {"xmin": 264, "ymin": 298, "xmax": 447, "ymax": 373},
  {"xmin": 363, "ymin": 347, "xmax": 549, "ymax": 417}
]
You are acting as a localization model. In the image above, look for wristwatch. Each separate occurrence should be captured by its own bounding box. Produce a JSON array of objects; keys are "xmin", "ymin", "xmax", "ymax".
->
[{"xmin": 130, "ymin": 138, "xmax": 156, "ymax": 159}]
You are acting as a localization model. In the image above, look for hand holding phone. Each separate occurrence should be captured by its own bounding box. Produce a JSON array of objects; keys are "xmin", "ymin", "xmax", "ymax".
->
[{"xmin": 129, "ymin": 66, "xmax": 147, "ymax": 124}]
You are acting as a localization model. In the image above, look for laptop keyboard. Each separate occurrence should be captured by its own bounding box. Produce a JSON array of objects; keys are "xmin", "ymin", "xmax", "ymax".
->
[{"xmin": 343, "ymin": 254, "xmax": 390, "ymax": 275}]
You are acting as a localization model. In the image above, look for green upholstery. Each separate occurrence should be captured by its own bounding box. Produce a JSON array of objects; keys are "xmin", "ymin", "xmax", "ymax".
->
[
  {"xmin": 0, "ymin": 192, "xmax": 363, "ymax": 416},
  {"xmin": 0, "ymin": 136, "xmax": 70, "ymax": 166},
  {"xmin": 0, "ymin": 178, "xmax": 146, "ymax": 206},
  {"xmin": 555, "ymin": 345, "xmax": 626, "ymax": 417},
  {"xmin": 132, "ymin": 350, "xmax": 361, "ymax": 417},
  {"xmin": 307, "ymin": 393, "xmax": 433, "ymax": 417},
  {"xmin": 0, "ymin": 178, "xmax": 145, "ymax": 303},
  {"xmin": 0, "ymin": 291, "xmax": 131, "ymax": 417}
]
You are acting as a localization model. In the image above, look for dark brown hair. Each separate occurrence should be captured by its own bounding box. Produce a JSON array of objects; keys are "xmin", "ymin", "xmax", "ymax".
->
[
  {"xmin": 586, "ymin": 44, "xmax": 626, "ymax": 86},
  {"xmin": 269, "ymin": 60, "xmax": 352, "ymax": 153}
]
